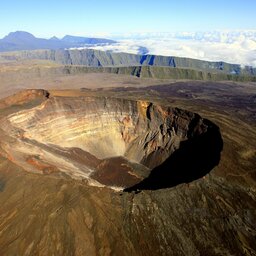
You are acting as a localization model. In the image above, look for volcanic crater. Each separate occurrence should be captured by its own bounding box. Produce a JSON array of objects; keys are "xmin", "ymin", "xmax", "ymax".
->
[{"xmin": 0, "ymin": 90, "xmax": 223, "ymax": 190}]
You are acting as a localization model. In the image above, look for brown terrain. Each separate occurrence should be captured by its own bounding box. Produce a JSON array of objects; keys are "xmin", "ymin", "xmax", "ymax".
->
[{"xmin": 0, "ymin": 60, "xmax": 255, "ymax": 255}]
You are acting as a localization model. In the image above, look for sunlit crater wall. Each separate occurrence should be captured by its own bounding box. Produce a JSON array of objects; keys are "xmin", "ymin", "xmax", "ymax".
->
[{"xmin": 6, "ymin": 96, "xmax": 208, "ymax": 167}]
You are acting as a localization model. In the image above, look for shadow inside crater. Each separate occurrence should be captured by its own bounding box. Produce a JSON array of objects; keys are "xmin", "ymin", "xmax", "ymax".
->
[{"xmin": 124, "ymin": 120, "xmax": 223, "ymax": 192}]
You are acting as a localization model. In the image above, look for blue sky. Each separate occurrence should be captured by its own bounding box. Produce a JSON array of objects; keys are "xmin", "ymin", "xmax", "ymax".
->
[{"xmin": 0, "ymin": 0, "xmax": 256, "ymax": 38}]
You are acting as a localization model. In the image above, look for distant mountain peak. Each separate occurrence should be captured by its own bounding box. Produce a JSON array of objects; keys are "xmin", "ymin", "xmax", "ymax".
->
[
  {"xmin": 0, "ymin": 31, "xmax": 116, "ymax": 52},
  {"xmin": 3, "ymin": 31, "xmax": 36, "ymax": 41},
  {"xmin": 62, "ymin": 35, "xmax": 116, "ymax": 44},
  {"xmin": 50, "ymin": 36, "xmax": 60, "ymax": 41}
]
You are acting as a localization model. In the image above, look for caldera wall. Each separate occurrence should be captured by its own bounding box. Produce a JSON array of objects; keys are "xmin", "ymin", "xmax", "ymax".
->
[{"xmin": 0, "ymin": 91, "xmax": 222, "ymax": 189}]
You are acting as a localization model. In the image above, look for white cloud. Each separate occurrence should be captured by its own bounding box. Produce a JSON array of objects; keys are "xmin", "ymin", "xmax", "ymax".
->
[{"xmin": 71, "ymin": 31, "xmax": 256, "ymax": 67}]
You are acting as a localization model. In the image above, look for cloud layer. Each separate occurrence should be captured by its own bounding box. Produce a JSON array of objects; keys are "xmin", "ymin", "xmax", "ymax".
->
[{"xmin": 83, "ymin": 31, "xmax": 256, "ymax": 67}]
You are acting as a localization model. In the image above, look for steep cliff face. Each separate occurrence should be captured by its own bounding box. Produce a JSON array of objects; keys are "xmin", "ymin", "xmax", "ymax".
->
[
  {"xmin": 0, "ymin": 90, "xmax": 221, "ymax": 189},
  {"xmin": 1, "ymin": 49, "xmax": 255, "ymax": 75}
]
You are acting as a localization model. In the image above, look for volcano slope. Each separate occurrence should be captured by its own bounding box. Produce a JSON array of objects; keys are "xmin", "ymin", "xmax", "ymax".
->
[{"xmin": 0, "ymin": 82, "xmax": 255, "ymax": 255}]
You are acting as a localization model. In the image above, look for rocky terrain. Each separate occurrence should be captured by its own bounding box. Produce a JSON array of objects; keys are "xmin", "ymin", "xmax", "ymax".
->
[
  {"xmin": 0, "ymin": 58, "xmax": 255, "ymax": 255},
  {"xmin": 0, "ymin": 76, "xmax": 256, "ymax": 255}
]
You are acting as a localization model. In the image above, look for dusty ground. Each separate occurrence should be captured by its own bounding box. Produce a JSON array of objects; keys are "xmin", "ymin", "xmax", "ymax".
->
[{"xmin": 0, "ymin": 60, "xmax": 182, "ymax": 99}]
